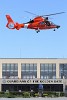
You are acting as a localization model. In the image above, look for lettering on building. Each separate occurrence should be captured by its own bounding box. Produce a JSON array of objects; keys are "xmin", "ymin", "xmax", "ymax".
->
[{"xmin": 2, "ymin": 79, "xmax": 63, "ymax": 84}]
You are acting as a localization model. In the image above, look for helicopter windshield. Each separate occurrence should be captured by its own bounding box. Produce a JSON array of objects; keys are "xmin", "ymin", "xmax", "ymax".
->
[
  {"xmin": 50, "ymin": 21, "xmax": 55, "ymax": 25},
  {"xmin": 27, "ymin": 20, "xmax": 34, "ymax": 23}
]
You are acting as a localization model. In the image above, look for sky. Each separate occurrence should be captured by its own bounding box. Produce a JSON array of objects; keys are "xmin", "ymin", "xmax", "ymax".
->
[{"xmin": 0, "ymin": 0, "xmax": 67, "ymax": 58}]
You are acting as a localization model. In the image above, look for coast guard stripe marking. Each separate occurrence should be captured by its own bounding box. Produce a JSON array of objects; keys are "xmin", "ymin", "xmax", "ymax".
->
[{"xmin": 24, "ymin": 24, "xmax": 29, "ymax": 28}]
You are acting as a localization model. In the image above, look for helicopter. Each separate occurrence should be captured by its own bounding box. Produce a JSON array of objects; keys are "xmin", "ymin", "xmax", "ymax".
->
[{"xmin": 6, "ymin": 11, "xmax": 64, "ymax": 33}]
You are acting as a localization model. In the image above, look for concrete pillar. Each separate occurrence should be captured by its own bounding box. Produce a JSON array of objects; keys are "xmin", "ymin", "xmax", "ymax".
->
[
  {"xmin": 0, "ymin": 83, "xmax": 1, "ymax": 92},
  {"xmin": 0, "ymin": 63, "xmax": 2, "ymax": 78},
  {"xmin": 0, "ymin": 85, "xmax": 1, "ymax": 91},
  {"xmin": 56, "ymin": 63, "xmax": 59, "ymax": 79},
  {"xmin": 37, "ymin": 63, "xmax": 40, "ymax": 78},
  {"xmin": 63, "ymin": 79, "xmax": 66, "ymax": 93},
  {"xmin": 18, "ymin": 63, "xmax": 21, "ymax": 78},
  {"xmin": 0, "ymin": 79, "xmax": 2, "ymax": 92}
]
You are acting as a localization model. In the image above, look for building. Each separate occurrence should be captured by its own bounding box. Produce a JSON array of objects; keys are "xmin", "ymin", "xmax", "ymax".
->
[{"xmin": 0, "ymin": 58, "xmax": 67, "ymax": 93}]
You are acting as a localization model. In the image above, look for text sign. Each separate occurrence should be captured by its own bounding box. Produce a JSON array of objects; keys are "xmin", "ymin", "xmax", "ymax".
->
[{"xmin": 2, "ymin": 79, "xmax": 63, "ymax": 84}]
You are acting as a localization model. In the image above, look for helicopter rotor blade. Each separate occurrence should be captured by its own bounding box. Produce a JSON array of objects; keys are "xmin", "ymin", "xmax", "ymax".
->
[
  {"xmin": 42, "ymin": 12, "xmax": 65, "ymax": 16},
  {"xmin": 25, "ymin": 11, "xmax": 38, "ymax": 16},
  {"xmin": 25, "ymin": 11, "xmax": 65, "ymax": 19}
]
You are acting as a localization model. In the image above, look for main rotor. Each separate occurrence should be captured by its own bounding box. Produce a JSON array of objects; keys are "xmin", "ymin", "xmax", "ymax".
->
[{"xmin": 25, "ymin": 11, "xmax": 65, "ymax": 20}]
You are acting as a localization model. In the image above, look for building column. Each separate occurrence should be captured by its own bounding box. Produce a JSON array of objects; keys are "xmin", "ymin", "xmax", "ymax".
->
[
  {"xmin": 56, "ymin": 63, "xmax": 59, "ymax": 79},
  {"xmin": 0, "ymin": 63, "xmax": 2, "ymax": 78},
  {"xmin": 0, "ymin": 83, "xmax": 1, "ymax": 92},
  {"xmin": 18, "ymin": 63, "xmax": 21, "ymax": 79},
  {"xmin": 37, "ymin": 63, "xmax": 40, "ymax": 79},
  {"xmin": 63, "ymin": 79, "xmax": 66, "ymax": 93}
]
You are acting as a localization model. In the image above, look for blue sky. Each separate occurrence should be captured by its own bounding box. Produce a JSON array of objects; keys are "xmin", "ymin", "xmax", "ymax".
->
[{"xmin": 0, "ymin": 0, "xmax": 67, "ymax": 58}]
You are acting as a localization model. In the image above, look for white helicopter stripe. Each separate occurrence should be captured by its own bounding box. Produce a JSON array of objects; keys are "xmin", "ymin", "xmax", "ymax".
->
[{"xmin": 24, "ymin": 24, "xmax": 29, "ymax": 28}]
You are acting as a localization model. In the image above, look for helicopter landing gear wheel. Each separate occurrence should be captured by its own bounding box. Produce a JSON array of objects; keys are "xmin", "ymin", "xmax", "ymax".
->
[
  {"xmin": 53, "ymin": 29, "xmax": 55, "ymax": 31},
  {"xmin": 36, "ymin": 29, "xmax": 40, "ymax": 33}
]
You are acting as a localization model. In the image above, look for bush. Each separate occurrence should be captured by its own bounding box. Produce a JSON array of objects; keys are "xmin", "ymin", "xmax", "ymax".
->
[
  {"xmin": 30, "ymin": 92, "xmax": 34, "ymax": 97},
  {"xmin": 4, "ymin": 92, "xmax": 15, "ymax": 98},
  {"xmin": 0, "ymin": 91, "xmax": 65, "ymax": 98},
  {"xmin": 23, "ymin": 92, "xmax": 30, "ymax": 98},
  {"xmin": 7, "ymin": 94, "xmax": 15, "ymax": 98},
  {"xmin": 0, "ymin": 92, "xmax": 4, "ymax": 94},
  {"xmin": 10, "ymin": 91, "xmax": 23, "ymax": 97},
  {"xmin": 43, "ymin": 93, "xmax": 48, "ymax": 97},
  {"xmin": 60, "ymin": 92, "xmax": 64, "ymax": 96},
  {"xmin": 34, "ymin": 93, "xmax": 39, "ymax": 97}
]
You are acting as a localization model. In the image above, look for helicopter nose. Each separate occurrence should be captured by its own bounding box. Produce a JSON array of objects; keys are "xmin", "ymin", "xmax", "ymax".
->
[{"xmin": 56, "ymin": 25, "xmax": 60, "ymax": 29}]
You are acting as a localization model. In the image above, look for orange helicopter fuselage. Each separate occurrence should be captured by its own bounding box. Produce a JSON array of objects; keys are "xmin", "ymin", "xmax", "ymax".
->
[{"xmin": 6, "ymin": 15, "xmax": 60, "ymax": 32}]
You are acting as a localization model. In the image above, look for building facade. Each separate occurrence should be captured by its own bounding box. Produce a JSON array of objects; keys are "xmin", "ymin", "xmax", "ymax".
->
[{"xmin": 0, "ymin": 58, "xmax": 67, "ymax": 92}]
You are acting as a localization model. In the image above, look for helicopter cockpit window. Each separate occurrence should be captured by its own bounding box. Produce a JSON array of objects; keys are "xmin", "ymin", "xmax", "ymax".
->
[
  {"xmin": 27, "ymin": 20, "xmax": 34, "ymax": 23},
  {"xmin": 40, "ymin": 21, "xmax": 45, "ymax": 25},
  {"xmin": 50, "ymin": 21, "xmax": 55, "ymax": 25}
]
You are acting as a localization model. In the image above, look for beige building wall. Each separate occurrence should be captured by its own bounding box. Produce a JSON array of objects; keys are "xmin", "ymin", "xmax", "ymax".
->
[
  {"xmin": 56, "ymin": 63, "xmax": 60, "ymax": 78},
  {"xmin": 0, "ymin": 62, "xmax": 2, "ymax": 79},
  {"xmin": 37, "ymin": 63, "xmax": 40, "ymax": 78},
  {"xmin": 18, "ymin": 62, "xmax": 21, "ymax": 79},
  {"xmin": 0, "ymin": 58, "xmax": 67, "ymax": 79}
]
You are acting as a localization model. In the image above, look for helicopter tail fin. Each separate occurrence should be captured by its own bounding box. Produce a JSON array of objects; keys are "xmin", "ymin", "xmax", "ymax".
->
[
  {"xmin": 6, "ymin": 15, "xmax": 15, "ymax": 29},
  {"xmin": 6, "ymin": 15, "xmax": 14, "ymax": 23},
  {"xmin": 6, "ymin": 15, "xmax": 24, "ymax": 30}
]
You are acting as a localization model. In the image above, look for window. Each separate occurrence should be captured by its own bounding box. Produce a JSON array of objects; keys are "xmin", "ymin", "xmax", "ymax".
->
[
  {"xmin": 40, "ymin": 63, "xmax": 56, "ymax": 79},
  {"xmin": 60, "ymin": 64, "xmax": 67, "ymax": 79},
  {"xmin": 2, "ymin": 63, "xmax": 18, "ymax": 79},
  {"xmin": 21, "ymin": 63, "xmax": 37, "ymax": 79},
  {"xmin": 40, "ymin": 21, "xmax": 45, "ymax": 25}
]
